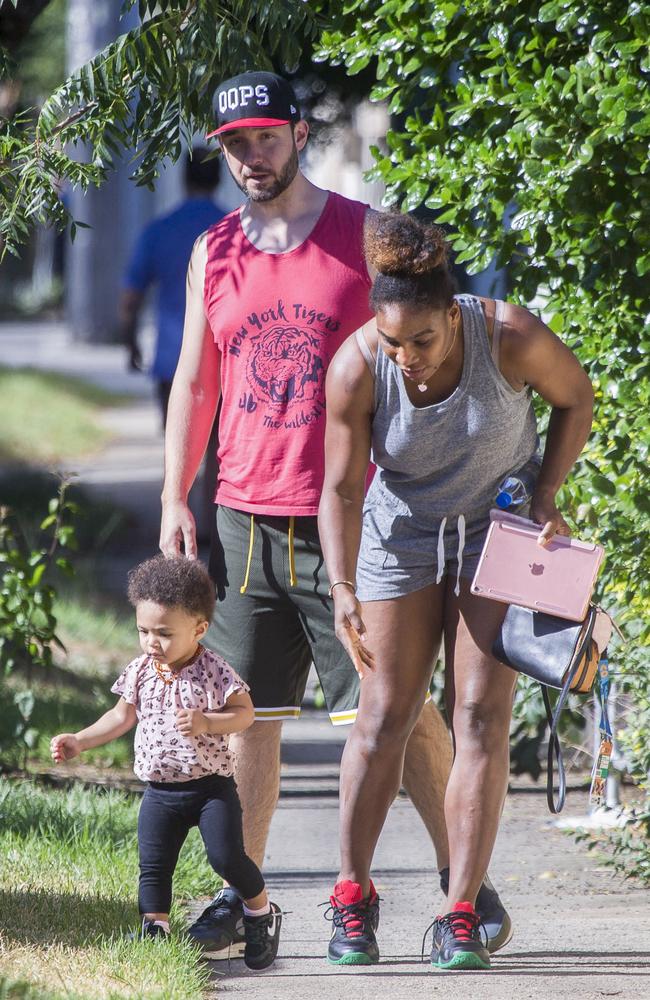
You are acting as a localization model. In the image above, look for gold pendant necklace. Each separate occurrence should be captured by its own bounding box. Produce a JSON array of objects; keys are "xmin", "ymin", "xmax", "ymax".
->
[
  {"xmin": 417, "ymin": 320, "xmax": 459, "ymax": 392},
  {"xmin": 151, "ymin": 644, "xmax": 203, "ymax": 685},
  {"xmin": 152, "ymin": 659, "xmax": 176, "ymax": 685}
]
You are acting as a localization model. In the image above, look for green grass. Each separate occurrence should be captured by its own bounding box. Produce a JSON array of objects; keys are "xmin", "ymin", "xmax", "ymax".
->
[
  {"xmin": 0, "ymin": 779, "xmax": 219, "ymax": 999},
  {"xmin": 0, "ymin": 978, "xmax": 80, "ymax": 1000},
  {"xmin": 44, "ymin": 591, "xmax": 137, "ymax": 767},
  {"xmin": 0, "ymin": 590, "xmax": 138, "ymax": 771},
  {"xmin": 0, "ymin": 366, "xmax": 127, "ymax": 465},
  {"xmin": 0, "ymin": 468, "xmax": 130, "ymax": 554},
  {"xmin": 1, "ymin": 673, "xmax": 135, "ymax": 771},
  {"xmin": 54, "ymin": 592, "xmax": 136, "ymax": 673}
]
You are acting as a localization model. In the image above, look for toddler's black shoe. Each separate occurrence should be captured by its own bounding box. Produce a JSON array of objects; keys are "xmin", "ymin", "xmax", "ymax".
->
[
  {"xmin": 131, "ymin": 919, "xmax": 169, "ymax": 941},
  {"xmin": 187, "ymin": 887, "xmax": 245, "ymax": 958},
  {"xmin": 244, "ymin": 901, "xmax": 282, "ymax": 970}
]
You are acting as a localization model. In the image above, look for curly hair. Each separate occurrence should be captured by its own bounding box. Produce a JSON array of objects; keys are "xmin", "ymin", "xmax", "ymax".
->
[
  {"xmin": 127, "ymin": 556, "xmax": 216, "ymax": 621},
  {"xmin": 365, "ymin": 212, "xmax": 457, "ymax": 312}
]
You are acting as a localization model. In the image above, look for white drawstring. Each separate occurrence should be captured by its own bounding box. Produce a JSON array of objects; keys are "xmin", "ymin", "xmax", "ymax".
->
[
  {"xmin": 455, "ymin": 514, "xmax": 466, "ymax": 596},
  {"xmin": 435, "ymin": 514, "xmax": 466, "ymax": 593},
  {"xmin": 436, "ymin": 517, "xmax": 447, "ymax": 584}
]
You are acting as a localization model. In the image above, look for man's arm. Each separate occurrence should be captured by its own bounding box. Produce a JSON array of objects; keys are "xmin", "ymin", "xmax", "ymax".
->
[
  {"xmin": 120, "ymin": 223, "xmax": 156, "ymax": 371},
  {"xmin": 119, "ymin": 287, "xmax": 146, "ymax": 371},
  {"xmin": 160, "ymin": 232, "xmax": 221, "ymax": 558},
  {"xmin": 362, "ymin": 207, "xmax": 382, "ymax": 282}
]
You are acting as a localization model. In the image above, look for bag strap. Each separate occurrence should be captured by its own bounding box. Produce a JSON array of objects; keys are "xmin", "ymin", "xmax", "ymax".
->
[
  {"xmin": 542, "ymin": 607, "xmax": 598, "ymax": 813},
  {"xmin": 542, "ymin": 685, "xmax": 566, "ymax": 813},
  {"xmin": 355, "ymin": 326, "xmax": 377, "ymax": 377},
  {"xmin": 491, "ymin": 299, "xmax": 506, "ymax": 368}
]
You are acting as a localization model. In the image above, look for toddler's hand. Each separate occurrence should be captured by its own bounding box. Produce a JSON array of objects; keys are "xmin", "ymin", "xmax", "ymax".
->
[
  {"xmin": 176, "ymin": 709, "xmax": 207, "ymax": 737},
  {"xmin": 51, "ymin": 734, "xmax": 81, "ymax": 762}
]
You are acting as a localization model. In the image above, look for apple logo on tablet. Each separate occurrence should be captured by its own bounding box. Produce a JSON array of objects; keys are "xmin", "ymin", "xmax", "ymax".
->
[{"xmin": 529, "ymin": 563, "xmax": 545, "ymax": 576}]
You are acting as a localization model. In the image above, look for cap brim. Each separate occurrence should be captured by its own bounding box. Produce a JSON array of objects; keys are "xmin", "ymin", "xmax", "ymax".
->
[{"xmin": 206, "ymin": 117, "xmax": 291, "ymax": 139}]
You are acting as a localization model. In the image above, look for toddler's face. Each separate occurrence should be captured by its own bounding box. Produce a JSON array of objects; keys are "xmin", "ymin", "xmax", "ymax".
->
[{"xmin": 135, "ymin": 601, "xmax": 208, "ymax": 669}]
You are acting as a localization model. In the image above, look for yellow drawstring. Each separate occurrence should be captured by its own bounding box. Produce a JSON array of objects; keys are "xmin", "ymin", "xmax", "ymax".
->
[
  {"xmin": 240, "ymin": 514, "xmax": 297, "ymax": 593},
  {"xmin": 287, "ymin": 516, "xmax": 297, "ymax": 587},
  {"xmin": 240, "ymin": 515, "xmax": 255, "ymax": 594}
]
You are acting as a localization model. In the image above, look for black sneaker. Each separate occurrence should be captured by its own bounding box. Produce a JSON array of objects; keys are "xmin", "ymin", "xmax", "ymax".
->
[
  {"xmin": 428, "ymin": 901, "xmax": 491, "ymax": 971},
  {"xmin": 187, "ymin": 887, "xmax": 245, "ymax": 958},
  {"xmin": 439, "ymin": 868, "xmax": 512, "ymax": 954},
  {"xmin": 325, "ymin": 879, "xmax": 380, "ymax": 966},
  {"xmin": 244, "ymin": 901, "xmax": 282, "ymax": 970}
]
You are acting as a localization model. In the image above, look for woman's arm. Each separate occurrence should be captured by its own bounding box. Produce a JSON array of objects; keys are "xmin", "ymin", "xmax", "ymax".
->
[
  {"xmin": 318, "ymin": 333, "xmax": 376, "ymax": 677},
  {"xmin": 175, "ymin": 689, "xmax": 256, "ymax": 737},
  {"xmin": 51, "ymin": 698, "xmax": 137, "ymax": 761},
  {"xmin": 500, "ymin": 303, "xmax": 594, "ymax": 545}
]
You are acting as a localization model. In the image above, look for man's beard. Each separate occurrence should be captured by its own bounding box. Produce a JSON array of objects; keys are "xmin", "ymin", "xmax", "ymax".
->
[{"xmin": 237, "ymin": 145, "xmax": 299, "ymax": 202}]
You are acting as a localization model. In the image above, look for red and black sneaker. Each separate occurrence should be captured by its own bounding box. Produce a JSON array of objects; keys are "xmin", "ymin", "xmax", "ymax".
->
[
  {"xmin": 325, "ymin": 879, "xmax": 380, "ymax": 966},
  {"xmin": 439, "ymin": 868, "xmax": 512, "ymax": 953},
  {"xmin": 428, "ymin": 900, "xmax": 491, "ymax": 971}
]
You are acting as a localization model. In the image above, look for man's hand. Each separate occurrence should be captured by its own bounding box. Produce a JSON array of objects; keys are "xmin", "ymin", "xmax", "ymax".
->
[
  {"xmin": 176, "ymin": 709, "xmax": 208, "ymax": 737},
  {"xmin": 128, "ymin": 343, "xmax": 144, "ymax": 372},
  {"xmin": 51, "ymin": 733, "xmax": 81, "ymax": 762},
  {"xmin": 160, "ymin": 499, "xmax": 197, "ymax": 559},
  {"xmin": 333, "ymin": 589, "xmax": 376, "ymax": 680}
]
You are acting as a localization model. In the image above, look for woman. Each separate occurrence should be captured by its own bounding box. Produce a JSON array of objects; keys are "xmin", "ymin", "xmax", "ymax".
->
[{"xmin": 318, "ymin": 213, "xmax": 593, "ymax": 970}]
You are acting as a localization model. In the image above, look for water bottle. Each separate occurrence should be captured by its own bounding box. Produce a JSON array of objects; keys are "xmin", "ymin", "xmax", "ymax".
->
[{"xmin": 495, "ymin": 457, "xmax": 541, "ymax": 511}]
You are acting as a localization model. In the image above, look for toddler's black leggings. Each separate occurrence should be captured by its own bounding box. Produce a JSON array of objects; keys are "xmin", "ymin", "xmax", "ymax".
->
[{"xmin": 137, "ymin": 773, "xmax": 264, "ymax": 914}]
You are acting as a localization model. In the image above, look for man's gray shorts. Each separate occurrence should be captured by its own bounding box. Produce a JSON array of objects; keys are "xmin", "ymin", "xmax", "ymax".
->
[{"xmin": 205, "ymin": 505, "xmax": 359, "ymax": 726}]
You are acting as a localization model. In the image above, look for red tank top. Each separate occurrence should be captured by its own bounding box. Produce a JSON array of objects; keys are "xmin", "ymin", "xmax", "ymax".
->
[{"xmin": 204, "ymin": 192, "xmax": 372, "ymax": 515}]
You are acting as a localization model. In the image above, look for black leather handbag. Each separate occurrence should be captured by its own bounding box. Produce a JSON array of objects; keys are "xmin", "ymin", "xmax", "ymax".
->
[{"xmin": 493, "ymin": 604, "xmax": 613, "ymax": 813}]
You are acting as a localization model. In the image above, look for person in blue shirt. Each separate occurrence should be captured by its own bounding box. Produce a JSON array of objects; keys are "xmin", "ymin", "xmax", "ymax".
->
[{"xmin": 120, "ymin": 147, "xmax": 225, "ymax": 425}]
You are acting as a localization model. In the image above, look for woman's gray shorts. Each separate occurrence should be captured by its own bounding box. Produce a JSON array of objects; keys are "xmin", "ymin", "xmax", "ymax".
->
[{"xmin": 356, "ymin": 494, "xmax": 492, "ymax": 603}]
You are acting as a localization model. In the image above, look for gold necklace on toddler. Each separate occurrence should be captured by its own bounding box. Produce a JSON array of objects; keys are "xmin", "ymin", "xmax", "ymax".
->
[
  {"xmin": 417, "ymin": 319, "xmax": 459, "ymax": 392},
  {"xmin": 151, "ymin": 645, "xmax": 203, "ymax": 685},
  {"xmin": 152, "ymin": 659, "xmax": 177, "ymax": 685}
]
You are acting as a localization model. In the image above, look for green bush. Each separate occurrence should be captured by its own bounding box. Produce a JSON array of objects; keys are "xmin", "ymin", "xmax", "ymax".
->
[{"xmin": 0, "ymin": 480, "xmax": 77, "ymax": 768}]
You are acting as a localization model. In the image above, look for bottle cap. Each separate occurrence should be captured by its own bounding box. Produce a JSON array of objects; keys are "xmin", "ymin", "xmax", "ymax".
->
[{"xmin": 495, "ymin": 490, "xmax": 513, "ymax": 509}]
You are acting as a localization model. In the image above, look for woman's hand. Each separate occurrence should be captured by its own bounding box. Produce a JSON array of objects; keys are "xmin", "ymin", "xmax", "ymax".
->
[
  {"xmin": 333, "ymin": 588, "xmax": 376, "ymax": 680},
  {"xmin": 530, "ymin": 488, "xmax": 571, "ymax": 547},
  {"xmin": 51, "ymin": 734, "xmax": 81, "ymax": 762}
]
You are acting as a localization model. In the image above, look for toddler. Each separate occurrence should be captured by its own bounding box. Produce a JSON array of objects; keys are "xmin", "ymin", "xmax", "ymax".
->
[{"xmin": 51, "ymin": 555, "xmax": 281, "ymax": 970}]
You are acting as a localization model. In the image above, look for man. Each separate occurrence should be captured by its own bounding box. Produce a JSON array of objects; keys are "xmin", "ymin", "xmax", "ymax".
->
[
  {"xmin": 159, "ymin": 71, "xmax": 510, "ymax": 965},
  {"xmin": 119, "ymin": 146, "xmax": 224, "ymax": 426}
]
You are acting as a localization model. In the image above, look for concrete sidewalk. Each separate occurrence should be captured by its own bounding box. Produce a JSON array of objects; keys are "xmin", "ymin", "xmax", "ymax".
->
[
  {"xmin": 1, "ymin": 319, "xmax": 204, "ymax": 579},
  {"xmin": 3, "ymin": 321, "xmax": 649, "ymax": 999},
  {"xmin": 219, "ymin": 784, "xmax": 649, "ymax": 1000}
]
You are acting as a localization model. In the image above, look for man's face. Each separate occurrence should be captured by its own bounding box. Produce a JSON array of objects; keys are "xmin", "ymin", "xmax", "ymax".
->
[{"xmin": 219, "ymin": 123, "xmax": 305, "ymax": 202}]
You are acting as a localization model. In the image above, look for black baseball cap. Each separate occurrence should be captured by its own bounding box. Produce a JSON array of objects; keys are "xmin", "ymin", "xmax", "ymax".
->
[{"xmin": 207, "ymin": 71, "xmax": 300, "ymax": 138}]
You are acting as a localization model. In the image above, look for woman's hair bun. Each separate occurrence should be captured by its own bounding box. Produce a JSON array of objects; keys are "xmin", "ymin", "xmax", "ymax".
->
[{"xmin": 365, "ymin": 212, "xmax": 449, "ymax": 277}]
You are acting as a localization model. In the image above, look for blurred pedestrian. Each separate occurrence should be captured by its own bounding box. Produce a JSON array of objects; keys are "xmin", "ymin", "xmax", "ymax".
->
[{"xmin": 119, "ymin": 147, "xmax": 225, "ymax": 426}]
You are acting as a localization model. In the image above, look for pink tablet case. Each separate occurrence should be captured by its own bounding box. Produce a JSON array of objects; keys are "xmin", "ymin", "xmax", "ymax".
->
[{"xmin": 471, "ymin": 511, "xmax": 604, "ymax": 621}]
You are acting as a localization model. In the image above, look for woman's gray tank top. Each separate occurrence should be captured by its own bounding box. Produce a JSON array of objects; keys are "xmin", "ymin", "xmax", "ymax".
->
[{"xmin": 363, "ymin": 294, "xmax": 540, "ymax": 527}]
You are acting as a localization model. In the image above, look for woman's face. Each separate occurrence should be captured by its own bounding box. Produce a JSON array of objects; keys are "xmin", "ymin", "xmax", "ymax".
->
[{"xmin": 376, "ymin": 301, "xmax": 460, "ymax": 384}]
